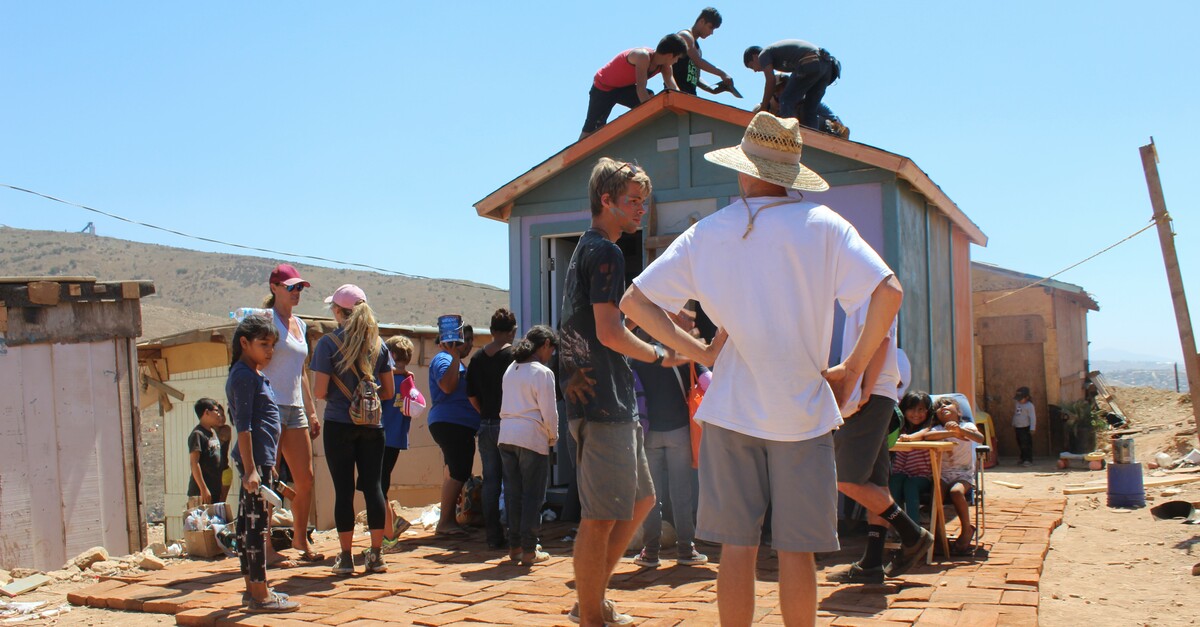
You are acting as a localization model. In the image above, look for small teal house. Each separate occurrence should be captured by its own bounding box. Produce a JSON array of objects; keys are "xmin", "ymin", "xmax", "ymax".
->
[{"xmin": 475, "ymin": 91, "xmax": 987, "ymax": 399}]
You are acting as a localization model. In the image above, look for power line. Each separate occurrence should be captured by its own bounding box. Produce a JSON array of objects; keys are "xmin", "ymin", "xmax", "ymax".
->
[
  {"xmin": 1, "ymin": 183, "xmax": 507, "ymax": 293},
  {"xmin": 983, "ymin": 217, "xmax": 1160, "ymax": 305}
]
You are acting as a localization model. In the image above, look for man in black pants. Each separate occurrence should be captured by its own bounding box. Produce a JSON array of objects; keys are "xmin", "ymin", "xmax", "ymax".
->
[
  {"xmin": 744, "ymin": 40, "xmax": 840, "ymax": 130},
  {"xmin": 580, "ymin": 34, "xmax": 687, "ymax": 139}
]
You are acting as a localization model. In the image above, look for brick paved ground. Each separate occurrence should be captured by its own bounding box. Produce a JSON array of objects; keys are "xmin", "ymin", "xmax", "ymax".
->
[{"xmin": 69, "ymin": 497, "xmax": 1063, "ymax": 626}]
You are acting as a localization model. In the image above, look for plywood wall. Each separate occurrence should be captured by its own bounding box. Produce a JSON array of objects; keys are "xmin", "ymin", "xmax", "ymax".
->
[{"xmin": 0, "ymin": 341, "xmax": 136, "ymax": 571}]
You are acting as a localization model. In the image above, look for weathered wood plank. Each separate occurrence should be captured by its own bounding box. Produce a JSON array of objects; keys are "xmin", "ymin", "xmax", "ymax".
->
[
  {"xmin": 18, "ymin": 344, "xmax": 66, "ymax": 571},
  {"xmin": 0, "ymin": 345, "xmax": 35, "ymax": 570},
  {"xmin": 53, "ymin": 343, "xmax": 106, "ymax": 561}
]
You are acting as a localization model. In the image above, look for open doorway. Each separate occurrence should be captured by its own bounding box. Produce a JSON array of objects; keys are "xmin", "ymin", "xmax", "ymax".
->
[
  {"xmin": 542, "ymin": 229, "xmax": 644, "ymax": 493},
  {"xmin": 543, "ymin": 230, "xmax": 644, "ymax": 328}
]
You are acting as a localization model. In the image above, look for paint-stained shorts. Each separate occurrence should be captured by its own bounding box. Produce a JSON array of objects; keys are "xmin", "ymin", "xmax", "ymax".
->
[
  {"xmin": 569, "ymin": 419, "xmax": 654, "ymax": 521},
  {"xmin": 697, "ymin": 424, "xmax": 839, "ymax": 553},
  {"xmin": 834, "ymin": 395, "xmax": 896, "ymax": 486}
]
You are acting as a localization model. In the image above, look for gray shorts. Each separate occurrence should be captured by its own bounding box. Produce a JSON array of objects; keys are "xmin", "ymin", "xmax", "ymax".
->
[
  {"xmin": 279, "ymin": 404, "xmax": 309, "ymax": 430},
  {"xmin": 569, "ymin": 419, "xmax": 654, "ymax": 521},
  {"xmin": 696, "ymin": 423, "xmax": 839, "ymax": 553},
  {"xmin": 833, "ymin": 395, "xmax": 895, "ymax": 486}
]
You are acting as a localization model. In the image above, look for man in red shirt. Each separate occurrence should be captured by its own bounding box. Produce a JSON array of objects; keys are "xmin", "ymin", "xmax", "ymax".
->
[{"xmin": 580, "ymin": 34, "xmax": 687, "ymax": 140}]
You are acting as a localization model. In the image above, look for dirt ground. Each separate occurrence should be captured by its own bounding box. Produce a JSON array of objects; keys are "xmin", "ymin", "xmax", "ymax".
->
[
  {"xmin": 7, "ymin": 386, "xmax": 1199, "ymax": 626},
  {"xmin": 1023, "ymin": 386, "xmax": 1200, "ymax": 626}
]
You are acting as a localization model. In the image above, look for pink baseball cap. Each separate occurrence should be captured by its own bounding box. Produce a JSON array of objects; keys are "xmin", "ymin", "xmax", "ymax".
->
[
  {"xmin": 324, "ymin": 284, "xmax": 368, "ymax": 309},
  {"xmin": 269, "ymin": 263, "xmax": 310, "ymax": 288}
]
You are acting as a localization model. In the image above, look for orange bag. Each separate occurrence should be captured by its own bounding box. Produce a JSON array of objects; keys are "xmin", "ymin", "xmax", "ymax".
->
[{"xmin": 687, "ymin": 365, "xmax": 705, "ymax": 468}]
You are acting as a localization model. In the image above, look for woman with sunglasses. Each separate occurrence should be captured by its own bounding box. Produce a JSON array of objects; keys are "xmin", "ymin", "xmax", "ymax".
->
[{"xmin": 261, "ymin": 263, "xmax": 323, "ymax": 563}]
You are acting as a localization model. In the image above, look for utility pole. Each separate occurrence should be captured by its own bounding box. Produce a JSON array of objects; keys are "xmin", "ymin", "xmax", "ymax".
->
[{"xmin": 1140, "ymin": 139, "xmax": 1200, "ymax": 445}]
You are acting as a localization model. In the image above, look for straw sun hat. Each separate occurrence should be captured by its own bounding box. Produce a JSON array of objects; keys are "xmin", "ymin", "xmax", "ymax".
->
[{"xmin": 704, "ymin": 112, "xmax": 829, "ymax": 192}]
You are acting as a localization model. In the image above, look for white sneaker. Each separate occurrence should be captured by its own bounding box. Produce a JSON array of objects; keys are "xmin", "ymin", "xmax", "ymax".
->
[
  {"xmin": 677, "ymin": 547, "xmax": 709, "ymax": 565},
  {"xmin": 632, "ymin": 548, "xmax": 660, "ymax": 568}
]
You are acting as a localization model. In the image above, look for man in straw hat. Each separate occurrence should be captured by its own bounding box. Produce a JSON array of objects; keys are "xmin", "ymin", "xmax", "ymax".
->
[
  {"xmin": 558, "ymin": 156, "xmax": 719, "ymax": 626},
  {"xmin": 621, "ymin": 112, "xmax": 902, "ymax": 625}
]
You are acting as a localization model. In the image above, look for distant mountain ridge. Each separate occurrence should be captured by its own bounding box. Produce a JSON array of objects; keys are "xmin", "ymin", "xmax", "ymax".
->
[{"xmin": 0, "ymin": 227, "xmax": 508, "ymax": 338}]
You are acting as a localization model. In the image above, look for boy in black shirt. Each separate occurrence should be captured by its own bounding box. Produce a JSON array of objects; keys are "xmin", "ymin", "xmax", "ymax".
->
[{"xmin": 188, "ymin": 398, "xmax": 227, "ymax": 506}]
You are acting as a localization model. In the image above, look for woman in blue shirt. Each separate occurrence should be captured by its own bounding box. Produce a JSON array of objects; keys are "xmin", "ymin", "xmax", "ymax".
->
[
  {"xmin": 428, "ymin": 323, "xmax": 480, "ymax": 536},
  {"xmin": 312, "ymin": 284, "xmax": 394, "ymax": 575}
]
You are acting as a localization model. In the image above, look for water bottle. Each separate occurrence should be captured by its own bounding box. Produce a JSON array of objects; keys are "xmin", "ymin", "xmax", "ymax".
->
[{"xmin": 230, "ymin": 307, "xmax": 270, "ymax": 322}]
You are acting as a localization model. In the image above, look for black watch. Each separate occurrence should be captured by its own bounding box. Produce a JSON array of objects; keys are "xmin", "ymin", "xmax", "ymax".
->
[{"xmin": 652, "ymin": 344, "xmax": 666, "ymax": 366}]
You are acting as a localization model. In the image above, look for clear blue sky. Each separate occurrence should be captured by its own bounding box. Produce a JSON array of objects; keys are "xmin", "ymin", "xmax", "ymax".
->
[{"xmin": 3, "ymin": 2, "xmax": 1198, "ymax": 362}]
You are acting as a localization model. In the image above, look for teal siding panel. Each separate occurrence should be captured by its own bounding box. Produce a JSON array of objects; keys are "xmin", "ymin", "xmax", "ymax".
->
[
  {"xmin": 517, "ymin": 115, "xmax": 681, "ymax": 209},
  {"xmin": 928, "ymin": 211, "xmax": 954, "ymax": 392},
  {"xmin": 896, "ymin": 182, "xmax": 930, "ymax": 392}
]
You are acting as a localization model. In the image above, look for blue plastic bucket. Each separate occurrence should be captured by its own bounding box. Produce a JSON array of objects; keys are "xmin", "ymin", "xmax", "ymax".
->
[
  {"xmin": 437, "ymin": 314, "xmax": 464, "ymax": 344},
  {"xmin": 1107, "ymin": 462, "xmax": 1146, "ymax": 508}
]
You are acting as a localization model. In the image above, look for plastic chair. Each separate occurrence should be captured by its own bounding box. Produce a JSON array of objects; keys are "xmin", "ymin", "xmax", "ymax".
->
[
  {"xmin": 930, "ymin": 393, "xmax": 988, "ymax": 555},
  {"xmin": 972, "ymin": 445, "xmax": 989, "ymax": 551}
]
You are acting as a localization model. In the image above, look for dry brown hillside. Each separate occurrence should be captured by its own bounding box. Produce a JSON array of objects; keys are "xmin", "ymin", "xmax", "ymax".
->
[{"xmin": 0, "ymin": 227, "xmax": 508, "ymax": 338}]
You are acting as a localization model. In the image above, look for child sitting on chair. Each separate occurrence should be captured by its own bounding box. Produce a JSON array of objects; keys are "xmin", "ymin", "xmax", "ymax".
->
[{"xmin": 923, "ymin": 396, "xmax": 984, "ymax": 554}]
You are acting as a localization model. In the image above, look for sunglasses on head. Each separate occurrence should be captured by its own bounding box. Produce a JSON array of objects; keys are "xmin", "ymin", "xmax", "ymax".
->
[{"xmin": 597, "ymin": 160, "xmax": 641, "ymax": 190}]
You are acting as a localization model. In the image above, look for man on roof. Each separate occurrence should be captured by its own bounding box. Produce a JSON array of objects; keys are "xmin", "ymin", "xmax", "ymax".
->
[
  {"xmin": 744, "ymin": 39, "xmax": 841, "ymax": 131},
  {"xmin": 580, "ymin": 34, "xmax": 688, "ymax": 140},
  {"xmin": 672, "ymin": 7, "xmax": 740, "ymax": 99}
]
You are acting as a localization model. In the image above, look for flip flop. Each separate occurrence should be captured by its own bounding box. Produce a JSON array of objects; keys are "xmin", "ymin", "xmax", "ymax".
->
[
  {"xmin": 268, "ymin": 557, "xmax": 300, "ymax": 569},
  {"xmin": 434, "ymin": 527, "xmax": 471, "ymax": 538}
]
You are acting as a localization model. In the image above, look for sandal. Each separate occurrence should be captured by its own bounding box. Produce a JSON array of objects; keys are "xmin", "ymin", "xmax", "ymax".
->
[
  {"xmin": 295, "ymin": 549, "xmax": 325, "ymax": 563},
  {"xmin": 434, "ymin": 526, "xmax": 471, "ymax": 538}
]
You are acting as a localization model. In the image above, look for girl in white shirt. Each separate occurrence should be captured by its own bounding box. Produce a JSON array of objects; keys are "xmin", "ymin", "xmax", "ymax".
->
[{"xmin": 498, "ymin": 325, "xmax": 560, "ymax": 566}]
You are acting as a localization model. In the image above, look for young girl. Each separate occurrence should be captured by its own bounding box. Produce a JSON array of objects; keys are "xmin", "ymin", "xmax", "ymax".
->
[
  {"xmin": 888, "ymin": 391, "xmax": 935, "ymax": 519},
  {"xmin": 924, "ymin": 396, "xmax": 984, "ymax": 554},
  {"xmin": 311, "ymin": 285, "xmax": 395, "ymax": 575},
  {"xmin": 497, "ymin": 326, "xmax": 559, "ymax": 566},
  {"xmin": 227, "ymin": 314, "xmax": 298, "ymax": 613},
  {"xmin": 380, "ymin": 335, "xmax": 426, "ymax": 548}
]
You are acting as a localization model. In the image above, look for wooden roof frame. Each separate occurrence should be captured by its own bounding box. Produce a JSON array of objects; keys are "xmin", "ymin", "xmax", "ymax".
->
[
  {"xmin": 474, "ymin": 91, "xmax": 987, "ymax": 246},
  {"xmin": 972, "ymin": 261, "xmax": 1100, "ymax": 311}
]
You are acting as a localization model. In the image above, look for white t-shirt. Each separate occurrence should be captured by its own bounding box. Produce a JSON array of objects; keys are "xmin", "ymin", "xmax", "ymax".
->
[
  {"xmin": 633, "ymin": 196, "xmax": 894, "ymax": 442},
  {"xmin": 498, "ymin": 360, "xmax": 559, "ymax": 455},
  {"xmin": 933, "ymin": 422, "xmax": 980, "ymax": 485},
  {"xmin": 838, "ymin": 305, "xmax": 900, "ymax": 417},
  {"xmin": 261, "ymin": 310, "xmax": 308, "ymax": 407}
]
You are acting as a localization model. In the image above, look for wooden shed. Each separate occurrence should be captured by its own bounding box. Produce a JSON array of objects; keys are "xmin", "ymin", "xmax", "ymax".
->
[
  {"xmin": 474, "ymin": 91, "xmax": 987, "ymax": 397},
  {"xmin": 972, "ymin": 261, "xmax": 1099, "ymax": 457},
  {"xmin": 0, "ymin": 276, "xmax": 154, "ymax": 571},
  {"xmin": 138, "ymin": 317, "xmax": 492, "ymax": 541}
]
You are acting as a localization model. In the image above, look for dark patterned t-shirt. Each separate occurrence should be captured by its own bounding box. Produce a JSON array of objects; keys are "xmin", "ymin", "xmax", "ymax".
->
[{"xmin": 559, "ymin": 229, "xmax": 636, "ymax": 423}]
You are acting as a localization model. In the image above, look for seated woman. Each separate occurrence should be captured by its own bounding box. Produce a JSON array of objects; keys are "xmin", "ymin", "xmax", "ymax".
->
[
  {"xmin": 921, "ymin": 396, "xmax": 984, "ymax": 554},
  {"xmin": 889, "ymin": 391, "xmax": 935, "ymax": 520}
]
